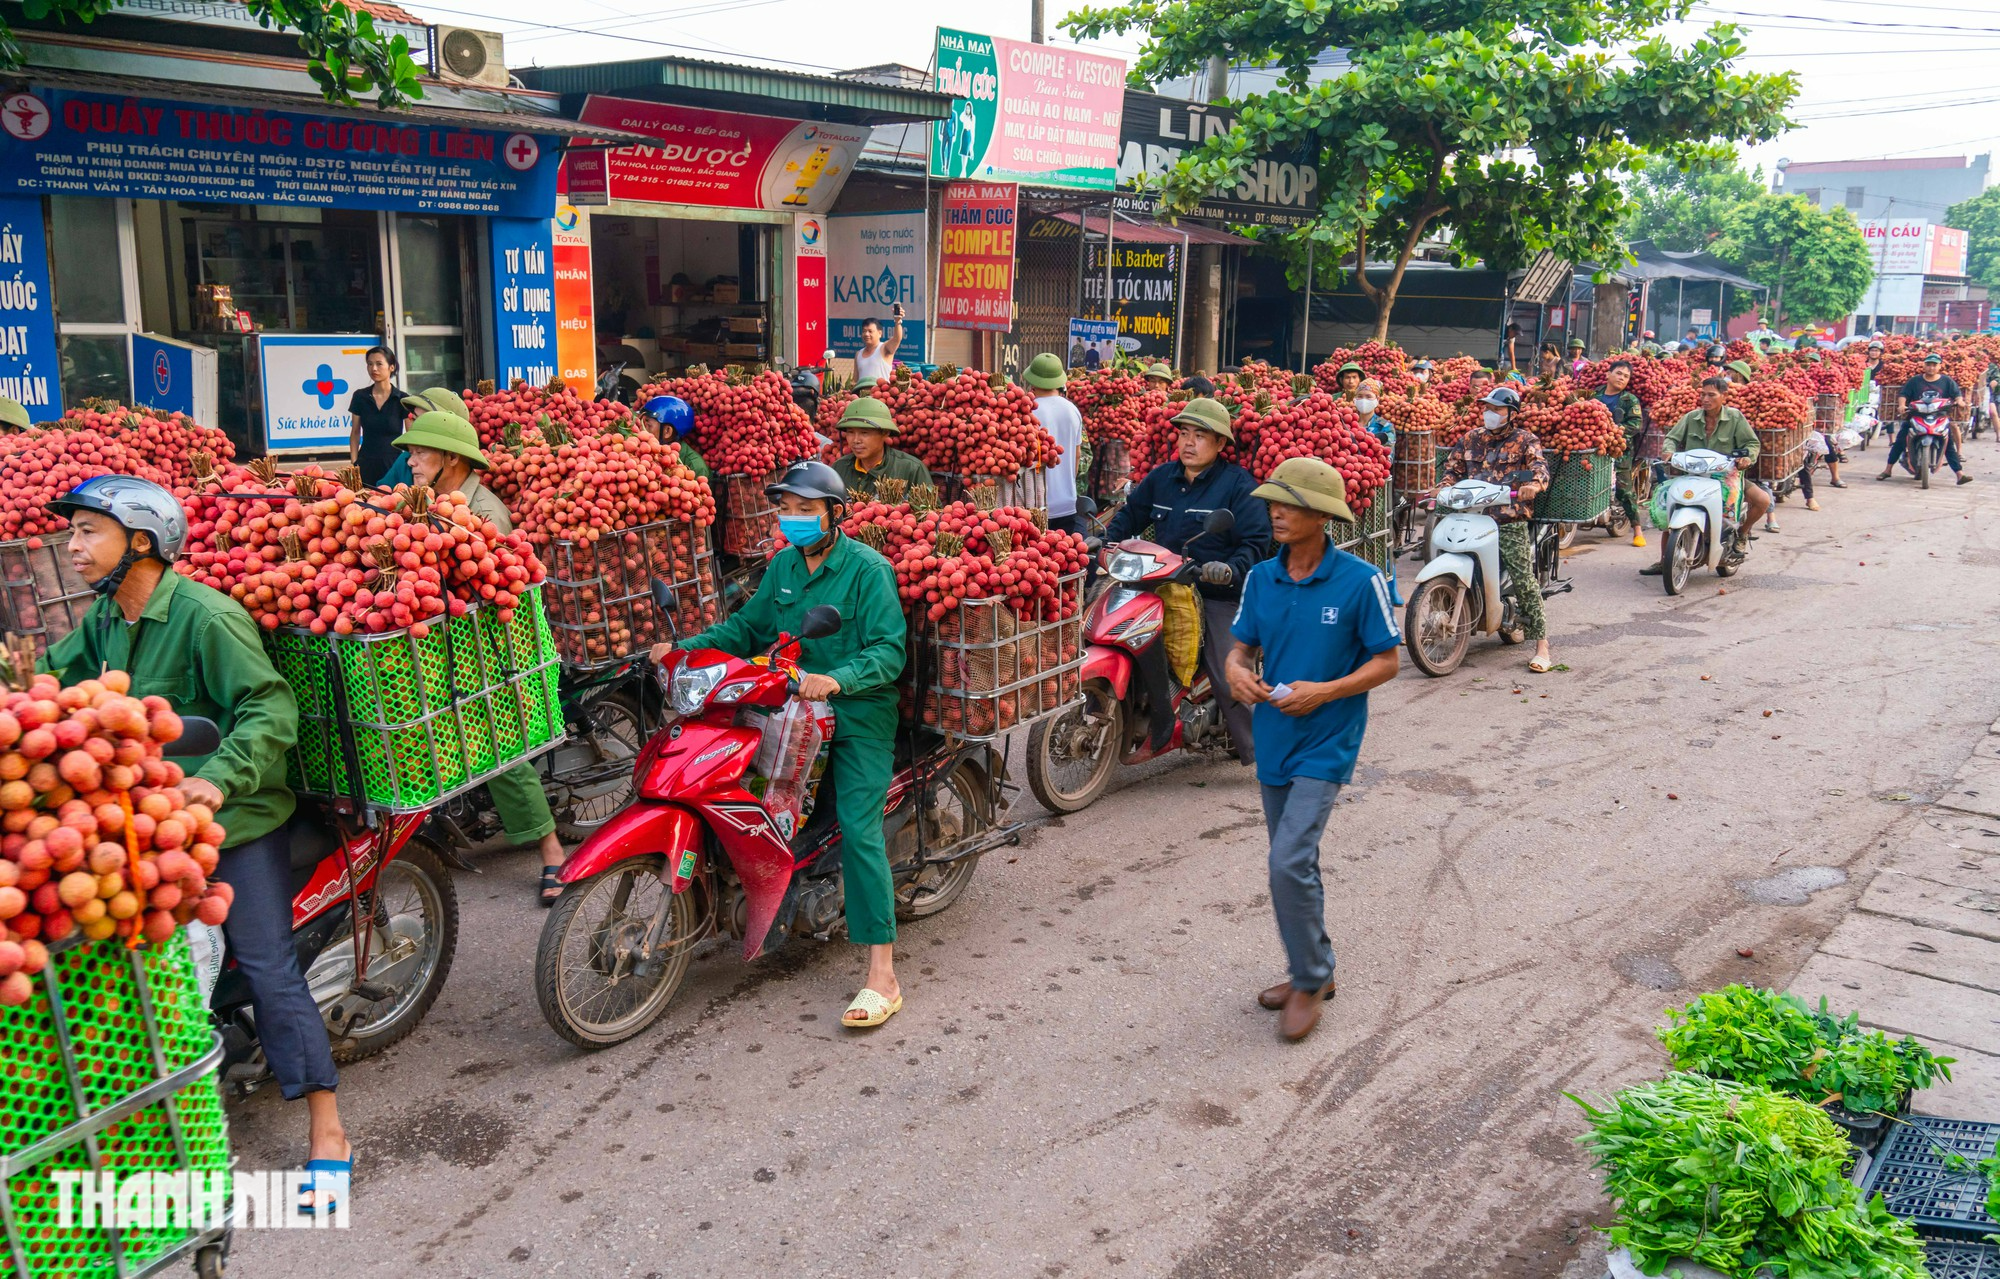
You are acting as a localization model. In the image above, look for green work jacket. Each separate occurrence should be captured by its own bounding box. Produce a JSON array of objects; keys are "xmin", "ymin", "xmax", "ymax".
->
[
  {"xmin": 459, "ymin": 473, "xmax": 513, "ymax": 535},
  {"xmin": 1667, "ymin": 406, "xmax": 1760, "ymax": 467},
  {"xmin": 40, "ymin": 572, "xmax": 298, "ymax": 847},
  {"xmin": 832, "ymin": 447, "xmax": 932, "ymax": 499},
  {"xmin": 683, "ymin": 533, "xmax": 905, "ymax": 741},
  {"xmin": 678, "ymin": 441, "xmax": 713, "ymax": 481}
]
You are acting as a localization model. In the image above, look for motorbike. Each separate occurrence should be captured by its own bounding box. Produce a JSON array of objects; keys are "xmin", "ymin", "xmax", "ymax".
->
[
  {"xmin": 1022, "ymin": 509, "xmax": 1237, "ymax": 814},
  {"xmin": 534, "ymin": 586, "xmax": 1015, "ymax": 1049},
  {"xmin": 165, "ymin": 718, "xmax": 459, "ymax": 1091},
  {"xmin": 1655, "ymin": 449, "xmax": 1748, "ymax": 595},
  {"xmin": 1403, "ymin": 478, "xmax": 1568, "ymax": 677},
  {"xmin": 1895, "ymin": 393, "xmax": 1953, "ymax": 489},
  {"xmin": 428, "ymin": 660, "xmax": 650, "ymax": 848},
  {"xmin": 595, "ymin": 360, "xmax": 642, "ymax": 407},
  {"xmin": 1849, "ymin": 402, "xmax": 1881, "ymax": 451}
]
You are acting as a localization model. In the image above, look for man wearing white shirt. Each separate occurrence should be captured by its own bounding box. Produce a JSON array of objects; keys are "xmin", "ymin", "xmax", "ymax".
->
[{"xmin": 1024, "ymin": 353, "xmax": 1087, "ymax": 534}]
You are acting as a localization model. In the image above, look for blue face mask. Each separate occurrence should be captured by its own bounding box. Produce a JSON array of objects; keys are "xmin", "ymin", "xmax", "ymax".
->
[{"xmin": 779, "ymin": 514, "xmax": 827, "ymax": 547}]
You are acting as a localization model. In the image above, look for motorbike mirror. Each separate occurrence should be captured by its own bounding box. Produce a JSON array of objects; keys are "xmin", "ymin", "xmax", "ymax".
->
[
  {"xmin": 1076, "ymin": 495, "xmax": 1099, "ymax": 519},
  {"xmin": 649, "ymin": 577, "xmax": 676, "ymax": 616},
  {"xmin": 1201, "ymin": 508, "xmax": 1234, "ymax": 537},
  {"xmin": 801, "ymin": 605, "xmax": 843, "ymax": 640},
  {"xmin": 162, "ymin": 716, "xmax": 222, "ymax": 759}
]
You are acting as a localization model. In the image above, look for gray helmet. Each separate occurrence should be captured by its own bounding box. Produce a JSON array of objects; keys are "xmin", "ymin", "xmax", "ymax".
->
[
  {"xmin": 1478, "ymin": 386, "xmax": 1522, "ymax": 411},
  {"xmin": 765, "ymin": 459, "xmax": 848, "ymax": 506},
  {"xmin": 49, "ymin": 475, "xmax": 188, "ymax": 596}
]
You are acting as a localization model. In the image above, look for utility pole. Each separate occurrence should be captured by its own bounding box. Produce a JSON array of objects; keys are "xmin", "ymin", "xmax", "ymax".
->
[
  {"xmin": 1185, "ymin": 53, "xmax": 1232, "ymax": 376},
  {"xmin": 1031, "ymin": 0, "xmax": 1044, "ymax": 42}
]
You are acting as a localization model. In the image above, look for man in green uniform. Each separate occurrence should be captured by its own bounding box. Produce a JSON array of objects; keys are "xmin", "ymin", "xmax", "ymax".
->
[
  {"xmin": 642, "ymin": 395, "xmax": 711, "ymax": 481},
  {"xmin": 1143, "ymin": 362, "xmax": 1175, "ymax": 389},
  {"xmin": 1594, "ymin": 360, "xmax": 1648, "ymax": 547},
  {"xmin": 658, "ymin": 461, "xmax": 910, "ymax": 1028},
  {"xmin": 830, "ymin": 397, "xmax": 931, "ymax": 498},
  {"xmin": 393, "ymin": 411, "xmax": 565, "ymax": 903},
  {"xmin": 1641, "ymin": 376, "xmax": 1767, "ymax": 575},
  {"xmin": 39, "ymin": 476, "xmax": 350, "ymax": 1209}
]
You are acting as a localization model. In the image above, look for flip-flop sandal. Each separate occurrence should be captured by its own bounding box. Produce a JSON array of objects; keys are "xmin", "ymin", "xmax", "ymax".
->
[
  {"xmin": 298, "ymin": 1155, "xmax": 353, "ymax": 1217},
  {"xmin": 538, "ymin": 866, "xmax": 563, "ymax": 908},
  {"xmin": 1529, "ymin": 658, "xmax": 1555, "ymax": 674},
  {"xmin": 842, "ymin": 988, "xmax": 902, "ymax": 1028}
]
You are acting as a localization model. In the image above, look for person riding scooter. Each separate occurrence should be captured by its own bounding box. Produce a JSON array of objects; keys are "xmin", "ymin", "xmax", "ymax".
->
[
  {"xmin": 1436, "ymin": 387, "xmax": 1555, "ymax": 674},
  {"xmin": 643, "ymin": 394, "xmax": 711, "ymax": 482},
  {"xmin": 1643, "ymin": 377, "xmax": 1767, "ymax": 574},
  {"xmin": 1100, "ymin": 396, "xmax": 1272, "ymax": 763},
  {"xmin": 1881, "ymin": 352, "xmax": 1973, "ymax": 486},
  {"xmin": 39, "ymin": 475, "xmax": 352, "ymax": 1212},
  {"xmin": 651, "ymin": 461, "xmax": 910, "ymax": 1028}
]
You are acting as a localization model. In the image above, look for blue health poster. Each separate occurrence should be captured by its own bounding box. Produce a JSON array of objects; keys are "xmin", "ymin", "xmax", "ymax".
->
[{"xmin": 0, "ymin": 196, "xmax": 62, "ymax": 420}]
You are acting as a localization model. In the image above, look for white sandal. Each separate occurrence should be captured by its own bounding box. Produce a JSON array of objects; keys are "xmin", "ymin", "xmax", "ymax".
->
[{"xmin": 842, "ymin": 988, "xmax": 903, "ymax": 1028}]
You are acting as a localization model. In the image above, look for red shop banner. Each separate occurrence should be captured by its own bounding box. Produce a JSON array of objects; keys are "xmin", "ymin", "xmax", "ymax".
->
[
  {"xmin": 937, "ymin": 181, "xmax": 1017, "ymax": 332},
  {"xmin": 569, "ymin": 95, "xmax": 868, "ymax": 212}
]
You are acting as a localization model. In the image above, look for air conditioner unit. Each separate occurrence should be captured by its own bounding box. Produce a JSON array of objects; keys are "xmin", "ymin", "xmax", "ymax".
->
[{"xmin": 430, "ymin": 26, "xmax": 507, "ymax": 89}]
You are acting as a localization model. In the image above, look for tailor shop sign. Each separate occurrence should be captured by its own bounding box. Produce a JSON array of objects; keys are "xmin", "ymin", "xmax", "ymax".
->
[
  {"xmin": 0, "ymin": 88, "xmax": 560, "ymax": 217},
  {"xmin": 1113, "ymin": 92, "xmax": 1317, "ymax": 228}
]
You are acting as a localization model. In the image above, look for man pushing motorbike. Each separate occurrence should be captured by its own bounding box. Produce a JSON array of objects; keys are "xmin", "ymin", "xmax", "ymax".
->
[
  {"xmin": 651, "ymin": 462, "xmax": 911, "ymax": 1028},
  {"xmin": 1099, "ymin": 397, "xmax": 1272, "ymax": 764}
]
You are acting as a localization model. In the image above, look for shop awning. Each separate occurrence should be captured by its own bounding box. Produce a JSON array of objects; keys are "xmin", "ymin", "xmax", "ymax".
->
[
  {"xmin": 517, "ymin": 57, "xmax": 955, "ymax": 128},
  {"xmin": 9, "ymin": 67, "xmax": 664, "ymax": 147},
  {"xmin": 1617, "ymin": 241, "xmax": 1763, "ymax": 291},
  {"xmin": 1056, "ymin": 211, "xmax": 1252, "ymax": 248}
]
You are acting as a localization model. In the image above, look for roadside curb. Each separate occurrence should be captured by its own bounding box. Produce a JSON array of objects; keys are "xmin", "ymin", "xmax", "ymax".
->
[{"xmin": 1788, "ymin": 713, "xmax": 2000, "ymax": 1117}]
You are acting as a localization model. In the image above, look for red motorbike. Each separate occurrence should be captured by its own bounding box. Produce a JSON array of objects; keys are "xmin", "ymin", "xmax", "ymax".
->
[
  {"xmin": 167, "ymin": 718, "xmax": 459, "ymax": 1091},
  {"xmin": 1898, "ymin": 392, "xmax": 1954, "ymax": 490},
  {"xmin": 1024, "ymin": 509, "xmax": 1236, "ymax": 814},
  {"xmin": 533, "ymin": 589, "xmax": 1012, "ymax": 1049}
]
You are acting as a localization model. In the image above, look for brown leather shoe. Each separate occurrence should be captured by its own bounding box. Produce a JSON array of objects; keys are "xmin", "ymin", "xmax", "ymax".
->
[
  {"xmin": 1257, "ymin": 981, "xmax": 1291, "ymax": 1010},
  {"xmin": 1277, "ymin": 978, "xmax": 1337, "ymax": 1039}
]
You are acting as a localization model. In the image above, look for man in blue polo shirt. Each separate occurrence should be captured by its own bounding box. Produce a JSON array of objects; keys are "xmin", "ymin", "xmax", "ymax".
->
[{"xmin": 1226, "ymin": 458, "xmax": 1401, "ymax": 1042}]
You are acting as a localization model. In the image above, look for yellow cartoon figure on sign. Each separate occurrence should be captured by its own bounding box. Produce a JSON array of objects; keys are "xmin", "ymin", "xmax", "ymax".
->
[{"xmin": 782, "ymin": 146, "xmax": 835, "ymax": 206}]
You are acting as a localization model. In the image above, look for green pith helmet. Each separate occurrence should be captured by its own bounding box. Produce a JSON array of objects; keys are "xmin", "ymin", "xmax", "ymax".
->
[
  {"xmin": 1144, "ymin": 362, "xmax": 1174, "ymax": 382},
  {"xmin": 1170, "ymin": 396, "xmax": 1235, "ymax": 442},
  {"xmin": 393, "ymin": 410, "xmax": 490, "ymax": 469},
  {"xmin": 1336, "ymin": 361, "xmax": 1364, "ymax": 377},
  {"xmin": 837, "ymin": 396, "xmax": 900, "ymax": 434},
  {"xmin": 1025, "ymin": 352, "xmax": 1068, "ymax": 390},
  {"xmin": 0, "ymin": 397, "xmax": 29, "ymax": 431},
  {"xmin": 402, "ymin": 386, "xmax": 469, "ymax": 420},
  {"xmin": 1726, "ymin": 360, "xmax": 1755, "ymax": 382},
  {"xmin": 1252, "ymin": 456, "xmax": 1356, "ymax": 524}
]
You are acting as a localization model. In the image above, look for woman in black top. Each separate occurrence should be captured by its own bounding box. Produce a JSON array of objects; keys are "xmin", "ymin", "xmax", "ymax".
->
[{"xmin": 348, "ymin": 345, "xmax": 408, "ymax": 485}]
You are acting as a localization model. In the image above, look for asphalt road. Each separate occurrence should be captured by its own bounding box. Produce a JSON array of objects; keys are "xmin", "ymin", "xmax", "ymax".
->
[{"xmin": 229, "ymin": 451, "xmax": 2000, "ymax": 1279}]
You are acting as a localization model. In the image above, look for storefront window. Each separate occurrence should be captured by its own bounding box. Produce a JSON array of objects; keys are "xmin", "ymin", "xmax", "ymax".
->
[
  {"xmin": 396, "ymin": 215, "xmax": 463, "ymax": 328},
  {"xmin": 402, "ymin": 335, "xmax": 466, "ymax": 395},
  {"xmin": 49, "ymin": 197, "xmax": 126, "ymax": 326},
  {"xmin": 58, "ymin": 334, "xmax": 128, "ymax": 410},
  {"xmin": 181, "ymin": 207, "xmax": 380, "ymax": 334}
]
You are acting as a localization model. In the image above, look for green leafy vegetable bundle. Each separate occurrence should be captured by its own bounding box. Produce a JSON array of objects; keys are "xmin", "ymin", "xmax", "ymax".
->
[
  {"xmin": 1573, "ymin": 1075, "xmax": 1929, "ymax": 1278},
  {"xmin": 1659, "ymin": 984, "xmax": 1953, "ymax": 1115}
]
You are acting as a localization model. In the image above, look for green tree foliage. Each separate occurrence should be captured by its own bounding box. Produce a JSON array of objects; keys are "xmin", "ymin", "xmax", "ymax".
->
[
  {"xmin": 1714, "ymin": 195, "xmax": 1872, "ymax": 325},
  {"xmin": 1065, "ymin": 0, "xmax": 1798, "ymax": 341},
  {"xmin": 1, "ymin": 0, "xmax": 423, "ymax": 108},
  {"xmin": 1624, "ymin": 155, "xmax": 1766, "ymax": 252},
  {"xmin": 1946, "ymin": 186, "xmax": 2000, "ymax": 291}
]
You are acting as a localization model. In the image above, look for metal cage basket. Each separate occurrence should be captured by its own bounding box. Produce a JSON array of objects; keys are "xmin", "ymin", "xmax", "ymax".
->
[
  {"xmin": 264, "ymin": 586, "xmax": 563, "ymax": 812},
  {"xmin": 0, "ymin": 534, "xmax": 94, "ymax": 658},
  {"xmin": 722, "ymin": 473, "xmax": 780, "ymax": 557},
  {"xmin": 1753, "ymin": 426, "xmax": 1808, "ymax": 482},
  {"xmin": 545, "ymin": 519, "xmax": 721, "ymax": 670},
  {"xmin": 932, "ymin": 468, "xmax": 1049, "ymax": 513},
  {"xmin": 915, "ymin": 568, "xmax": 1085, "ymax": 742}
]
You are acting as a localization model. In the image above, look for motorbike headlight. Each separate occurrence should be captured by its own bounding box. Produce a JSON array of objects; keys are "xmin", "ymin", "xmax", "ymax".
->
[
  {"xmin": 1106, "ymin": 550, "xmax": 1159, "ymax": 583},
  {"xmin": 669, "ymin": 661, "xmax": 728, "ymax": 716}
]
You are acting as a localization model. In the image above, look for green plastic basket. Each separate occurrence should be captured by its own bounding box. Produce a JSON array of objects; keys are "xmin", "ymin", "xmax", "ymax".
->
[
  {"xmin": 1, "ymin": 934, "xmax": 229, "ymax": 1279},
  {"xmin": 1532, "ymin": 450, "xmax": 1614, "ymax": 522},
  {"xmin": 269, "ymin": 585, "xmax": 563, "ymax": 811}
]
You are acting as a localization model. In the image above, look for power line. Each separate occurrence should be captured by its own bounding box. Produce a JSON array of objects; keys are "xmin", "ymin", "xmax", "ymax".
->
[
  {"xmin": 416, "ymin": 1, "xmax": 849, "ymax": 70},
  {"xmin": 1696, "ymin": 4, "xmax": 2000, "ymax": 35},
  {"xmin": 504, "ymin": 0, "xmax": 792, "ymax": 46}
]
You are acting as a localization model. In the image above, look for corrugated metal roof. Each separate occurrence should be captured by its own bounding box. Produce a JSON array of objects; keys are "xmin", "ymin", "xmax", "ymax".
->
[
  {"xmin": 12, "ymin": 66, "xmax": 662, "ymax": 144},
  {"xmin": 516, "ymin": 56, "xmax": 954, "ymax": 126}
]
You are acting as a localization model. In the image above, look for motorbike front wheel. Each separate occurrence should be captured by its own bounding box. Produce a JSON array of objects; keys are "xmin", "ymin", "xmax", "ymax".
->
[
  {"xmin": 1025, "ymin": 680, "xmax": 1124, "ymax": 814},
  {"xmin": 536, "ymin": 856, "xmax": 698, "ymax": 1050},
  {"xmin": 1404, "ymin": 577, "xmax": 1472, "ymax": 677},
  {"xmin": 1914, "ymin": 440, "xmax": 1931, "ymax": 489},
  {"xmin": 1661, "ymin": 525, "xmax": 1699, "ymax": 596},
  {"xmin": 552, "ymin": 690, "xmax": 646, "ymax": 841}
]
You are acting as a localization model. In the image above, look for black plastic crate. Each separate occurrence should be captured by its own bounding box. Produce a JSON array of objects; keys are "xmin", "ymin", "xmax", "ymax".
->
[
  {"xmin": 1925, "ymin": 1237, "xmax": 2000, "ymax": 1278},
  {"xmin": 1859, "ymin": 1113, "xmax": 2000, "ymax": 1240}
]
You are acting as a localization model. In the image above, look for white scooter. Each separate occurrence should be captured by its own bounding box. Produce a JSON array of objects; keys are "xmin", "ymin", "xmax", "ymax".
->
[
  {"xmin": 1404, "ymin": 478, "xmax": 1567, "ymax": 676},
  {"xmin": 1655, "ymin": 449, "xmax": 1748, "ymax": 595}
]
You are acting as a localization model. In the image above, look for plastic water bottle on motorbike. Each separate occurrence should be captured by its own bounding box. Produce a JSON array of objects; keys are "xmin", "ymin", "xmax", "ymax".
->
[{"xmin": 750, "ymin": 698, "xmax": 836, "ymax": 840}]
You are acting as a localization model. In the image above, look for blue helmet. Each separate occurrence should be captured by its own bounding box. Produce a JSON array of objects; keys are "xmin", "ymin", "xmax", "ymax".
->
[{"xmin": 642, "ymin": 395, "xmax": 695, "ymax": 438}]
